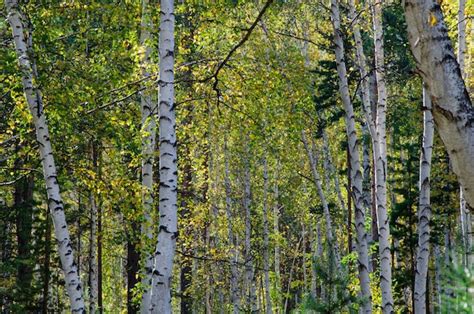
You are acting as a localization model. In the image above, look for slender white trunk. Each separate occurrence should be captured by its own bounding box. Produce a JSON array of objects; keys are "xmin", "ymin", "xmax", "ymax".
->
[
  {"xmin": 413, "ymin": 88, "xmax": 434, "ymax": 312},
  {"xmin": 316, "ymin": 222, "xmax": 325, "ymax": 300},
  {"xmin": 89, "ymin": 192, "xmax": 98, "ymax": 314},
  {"xmin": 262, "ymin": 159, "xmax": 273, "ymax": 314},
  {"xmin": 139, "ymin": 0, "xmax": 156, "ymax": 310},
  {"xmin": 149, "ymin": 0, "xmax": 177, "ymax": 312},
  {"xmin": 302, "ymin": 131, "xmax": 340, "ymax": 263},
  {"xmin": 372, "ymin": 1, "xmax": 394, "ymax": 310},
  {"xmin": 243, "ymin": 151, "xmax": 257, "ymax": 312},
  {"xmin": 457, "ymin": 0, "xmax": 473, "ymax": 268},
  {"xmin": 310, "ymin": 226, "xmax": 318, "ymax": 299},
  {"xmin": 404, "ymin": 0, "xmax": 474, "ymax": 208},
  {"xmin": 322, "ymin": 132, "xmax": 346, "ymax": 216},
  {"xmin": 224, "ymin": 142, "xmax": 240, "ymax": 314},
  {"xmin": 330, "ymin": 1, "xmax": 372, "ymax": 311},
  {"xmin": 273, "ymin": 181, "xmax": 281, "ymax": 312},
  {"xmin": 5, "ymin": 1, "xmax": 85, "ymax": 311}
]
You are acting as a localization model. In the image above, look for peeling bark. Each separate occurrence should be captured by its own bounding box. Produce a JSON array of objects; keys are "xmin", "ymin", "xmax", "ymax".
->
[{"xmin": 403, "ymin": 0, "xmax": 474, "ymax": 208}]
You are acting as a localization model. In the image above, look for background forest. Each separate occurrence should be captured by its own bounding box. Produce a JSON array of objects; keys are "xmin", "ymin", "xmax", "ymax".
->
[{"xmin": 0, "ymin": 0, "xmax": 473, "ymax": 313}]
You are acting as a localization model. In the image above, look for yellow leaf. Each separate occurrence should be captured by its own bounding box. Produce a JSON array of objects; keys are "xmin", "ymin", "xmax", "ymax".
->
[{"xmin": 429, "ymin": 13, "xmax": 437, "ymax": 27}]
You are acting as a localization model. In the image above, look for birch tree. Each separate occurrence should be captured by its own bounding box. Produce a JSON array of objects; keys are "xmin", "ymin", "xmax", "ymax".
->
[
  {"xmin": 139, "ymin": 0, "xmax": 156, "ymax": 310},
  {"xmin": 329, "ymin": 0, "xmax": 372, "ymax": 311},
  {"xmin": 372, "ymin": 0, "xmax": 394, "ymax": 310},
  {"xmin": 403, "ymin": 0, "xmax": 474, "ymax": 208},
  {"xmin": 457, "ymin": 0, "xmax": 473, "ymax": 267},
  {"xmin": 5, "ymin": 1, "xmax": 85, "ymax": 312},
  {"xmin": 301, "ymin": 131, "xmax": 340, "ymax": 263},
  {"xmin": 224, "ymin": 140, "xmax": 240, "ymax": 314},
  {"xmin": 150, "ymin": 0, "xmax": 177, "ymax": 312},
  {"xmin": 413, "ymin": 86, "xmax": 434, "ymax": 313},
  {"xmin": 262, "ymin": 158, "xmax": 272, "ymax": 314}
]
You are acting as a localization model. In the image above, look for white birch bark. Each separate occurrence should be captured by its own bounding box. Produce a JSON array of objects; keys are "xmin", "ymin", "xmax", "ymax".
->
[
  {"xmin": 273, "ymin": 180, "xmax": 282, "ymax": 312},
  {"xmin": 310, "ymin": 226, "xmax": 318, "ymax": 299},
  {"xmin": 322, "ymin": 132, "xmax": 346, "ymax": 216},
  {"xmin": 457, "ymin": 0, "xmax": 473, "ymax": 268},
  {"xmin": 139, "ymin": 0, "xmax": 156, "ymax": 310},
  {"xmin": 414, "ymin": 87, "xmax": 434, "ymax": 313},
  {"xmin": 330, "ymin": 1, "xmax": 372, "ymax": 311},
  {"xmin": 262, "ymin": 158, "xmax": 273, "ymax": 314},
  {"xmin": 5, "ymin": 1, "xmax": 85, "ymax": 312},
  {"xmin": 243, "ymin": 150, "xmax": 257, "ymax": 312},
  {"xmin": 224, "ymin": 142, "xmax": 240, "ymax": 314},
  {"xmin": 302, "ymin": 131, "xmax": 340, "ymax": 263},
  {"xmin": 149, "ymin": 0, "xmax": 177, "ymax": 312},
  {"xmin": 372, "ymin": 1, "xmax": 394, "ymax": 310},
  {"xmin": 404, "ymin": 0, "xmax": 474, "ymax": 208},
  {"xmin": 89, "ymin": 192, "xmax": 98, "ymax": 314}
]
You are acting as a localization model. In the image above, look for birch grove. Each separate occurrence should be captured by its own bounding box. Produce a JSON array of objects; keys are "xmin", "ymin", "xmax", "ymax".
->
[{"xmin": 2, "ymin": 0, "xmax": 473, "ymax": 312}]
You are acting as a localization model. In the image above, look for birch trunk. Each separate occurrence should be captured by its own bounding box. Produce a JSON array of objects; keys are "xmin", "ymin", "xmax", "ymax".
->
[
  {"xmin": 457, "ymin": 0, "xmax": 473, "ymax": 268},
  {"xmin": 302, "ymin": 131, "xmax": 340, "ymax": 263},
  {"xmin": 273, "ymin": 180, "xmax": 282, "ymax": 312},
  {"xmin": 372, "ymin": 1, "xmax": 394, "ymax": 310},
  {"xmin": 414, "ymin": 87, "xmax": 434, "ymax": 314},
  {"xmin": 262, "ymin": 159, "xmax": 273, "ymax": 314},
  {"xmin": 139, "ymin": 0, "xmax": 156, "ymax": 310},
  {"xmin": 89, "ymin": 192, "xmax": 98, "ymax": 314},
  {"xmin": 330, "ymin": 1, "xmax": 372, "ymax": 311},
  {"xmin": 150, "ymin": 0, "xmax": 177, "ymax": 312},
  {"xmin": 224, "ymin": 141, "xmax": 240, "ymax": 313},
  {"xmin": 403, "ymin": 0, "xmax": 474, "ymax": 208},
  {"xmin": 5, "ymin": 1, "xmax": 85, "ymax": 311},
  {"xmin": 243, "ymin": 151, "xmax": 257, "ymax": 312}
]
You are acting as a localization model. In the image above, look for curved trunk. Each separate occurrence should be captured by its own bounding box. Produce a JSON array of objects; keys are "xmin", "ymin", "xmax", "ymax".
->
[
  {"xmin": 150, "ymin": 0, "xmax": 177, "ymax": 312},
  {"xmin": 330, "ymin": 0, "xmax": 372, "ymax": 311},
  {"xmin": 403, "ymin": 0, "xmax": 474, "ymax": 208},
  {"xmin": 414, "ymin": 87, "xmax": 434, "ymax": 313},
  {"xmin": 5, "ymin": 1, "xmax": 85, "ymax": 311},
  {"xmin": 302, "ymin": 131, "xmax": 340, "ymax": 263}
]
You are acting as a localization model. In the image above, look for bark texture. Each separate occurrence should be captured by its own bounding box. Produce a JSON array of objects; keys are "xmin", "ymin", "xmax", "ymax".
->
[
  {"xmin": 372, "ymin": 1, "xmax": 394, "ymax": 310},
  {"xmin": 150, "ymin": 0, "xmax": 177, "ymax": 312},
  {"xmin": 414, "ymin": 87, "xmax": 434, "ymax": 313},
  {"xmin": 139, "ymin": 0, "xmax": 156, "ymax": 310},
  {"xmin": 5, "ymin": 1, "xmax": 85, "ymax": 311},
  {"xmin": 403, "ymin": 0, "xmax": 474, "ymax": 208},
  {"xmin": 330, "ymin": 0, "xmax": 372, "ymax": 311}
]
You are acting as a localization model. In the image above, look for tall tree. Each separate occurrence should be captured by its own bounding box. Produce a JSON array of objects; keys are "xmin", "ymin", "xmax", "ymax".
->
[
  {"xmin": 150, "ymin": 0, "xmax": 177, "ymax": 312},
  {"xmin": 403, "ymin": 0, "xmax": 474, "ymax": 208},
  {"xmin": 372, "ymin": 0, "xmax": 394, "ymax": 310},
  {"xmin": 329, "ymin": 0, "xmax": 372, "ymax": 312},
  {"xmin": 413, "ymin": 86, "xmax": 434, "ymax": 313},
  {"xmin": 139, "ymin": 0, "xmax": 156, "ymax": 310},
  {"xmin": 5, "ymin": 1, "xmax": 85, "ymax": 311}
]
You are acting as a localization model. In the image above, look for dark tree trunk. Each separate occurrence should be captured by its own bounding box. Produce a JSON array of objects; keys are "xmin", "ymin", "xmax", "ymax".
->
[
  {"xmin": 127, "ymin": 226, "xmax": 140, "ymax": 314},
  {"xmin": 42, "ymin": 213, "xmax": 51, "ymax": 314},
  {"xmin": 14, "ymin": 172, "xmax": 34, "ymax": 311}
]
